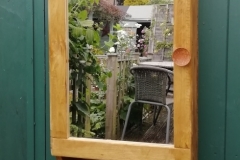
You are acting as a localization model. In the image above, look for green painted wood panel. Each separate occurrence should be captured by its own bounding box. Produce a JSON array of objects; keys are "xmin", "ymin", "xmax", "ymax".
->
[
  {"xmin": 34, "ymin": 0, "xmax": 47, "ymax": 159},
  {"xmin": 25, "ymin": 0, "xmax": 35, "ymax": 159},
  {"xmin": 198, "ymin": 0, "xmax": 229, "ymax": 159},
  {"xmin": 0, "ymin": 0, "xmax": 54, "ymax": 159},
  {"xmin": 44, "ymin": 1, "xmax": 54, "ymax": 159},
  {"xmin": 225, "ymin": 0, "xmax": 240, "ymax": 159},
  {"xmin": 34, "ymin": 0, "xmax": 54, "ymax": 159},
  {"xmin": 0, "ymin": 0, "xmax": 34, "ymax": 159}
]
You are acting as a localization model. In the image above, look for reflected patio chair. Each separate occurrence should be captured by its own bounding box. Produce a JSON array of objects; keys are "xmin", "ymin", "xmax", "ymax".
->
[{"xmin": 121, "ymin": 66, "xmax": 173, "ymax": 143}]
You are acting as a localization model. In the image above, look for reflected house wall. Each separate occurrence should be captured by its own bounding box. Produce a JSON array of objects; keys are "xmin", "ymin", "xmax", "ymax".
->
[
  {"xmin": 120, "ymin": 21, "xmax": 138, "ymax": 51},
  {"xmin": 117, "ymin": 5, "xmax": 154, "ymax": 55},
  {"xmin": 117, "ymin": 5, "xmax": 174, "ymax": 59},
  {"xmin": 152, "ymin": 4, "xmax": 174, "ymax": 60}
]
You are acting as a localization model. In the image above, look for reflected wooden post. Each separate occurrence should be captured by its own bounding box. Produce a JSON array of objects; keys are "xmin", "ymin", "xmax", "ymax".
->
[
  {"xmin": 84, "ymin": 74, "xmax": 92, "ymax": 138},
  {"xmin": 105, "ymin": 53, "xmax": 118, "ymax": 139},
  {"xmin": 131, "ymin": 52, "xmax": 140, "ymax": 64},
  {"xmin": 147, "ymin": 5, "xmax": 156, "ymax": 56}
]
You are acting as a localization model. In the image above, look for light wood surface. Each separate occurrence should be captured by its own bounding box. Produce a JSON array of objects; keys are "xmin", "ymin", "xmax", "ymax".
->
[
  {"xmin": 49, "ymin": 0, "xmax": 69, "ymax": 139},
  {"xmin": 52, "ymin": 138, "xmax": 190, "ymax": 160},
  {"xmin": 191, "ymin": 0, "xmax": 199, "ymax": 159},
  {"xmin": 57, "ymin": 157, "xmax": 90, "ymax": 160},
  {"xmin": 173, "ymin": 1, "xmax": 198, "ymax": 160}
]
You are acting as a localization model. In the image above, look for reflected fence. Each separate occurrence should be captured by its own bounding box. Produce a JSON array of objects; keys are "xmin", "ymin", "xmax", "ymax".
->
[{"xmin": 69, "ymin": 53, "xmax": 152, "ymax": 139}]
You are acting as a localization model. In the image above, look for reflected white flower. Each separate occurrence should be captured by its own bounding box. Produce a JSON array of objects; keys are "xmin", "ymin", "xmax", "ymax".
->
[
  {"xmin": 117, "ymin": 30, "xmax": 127, "ymax": 40},
  {"xmin": 80, "ymin": 35, "xmax": 84, "ymax": 40},
  {"xmin": 117, "ymin": 30, "xmax": 127, "ymax": 35},
  {"xmin": 167, "ymin": 33, "xmax": 171, "ymax": 36},
  {"xmin": 123, "ymin": 23, "xmax": 129, "ymax": 27},
  {"xmin": 86, "ymin": 44, "xmax": 93, "ymax": 49},
  {"xmin": 135, "ymin": 23, "xmax": 142, "ymax": 28},
  {"xmin": 115, "ymin": 42, "xmax": 120, "ymax": 45},
  {"xmin": 80, "ymin": 60, "xmax": 86, "ymax": 64},
  {"xmin": 109, "ymin": 47, "xmax": 115, "ymax": 53}
]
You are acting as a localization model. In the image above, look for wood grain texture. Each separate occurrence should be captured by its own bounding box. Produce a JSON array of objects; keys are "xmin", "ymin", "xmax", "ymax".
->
[
  {"xmin": 191, "ymin": 0, "xmax": 198, "ymax": 160},
  {"xmin": 105, "ymin": 54, "xmax": 118, "ymax": 139},
  {"xmin": 52, "ymin": 138, "xmax": 190, "ymax": 160},
  {"xmin": 173, "ymin": 0, "xmax": 198, "ymax": 156},
  {"xmin": 56, "ymin": 157, "xmax": 91, "ymax": 160},
  {"xmin": 49, "ymin": 0, "xmax": 69, "ymax": 138}
]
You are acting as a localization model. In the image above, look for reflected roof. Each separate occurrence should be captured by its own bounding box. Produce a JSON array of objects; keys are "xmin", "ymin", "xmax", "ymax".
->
[{"xmin": 117, "ymin": 5, "xmax": 154, "ymax": 22}]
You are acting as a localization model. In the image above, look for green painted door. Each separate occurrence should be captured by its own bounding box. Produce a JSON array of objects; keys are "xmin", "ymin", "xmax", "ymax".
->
[
  {"xmin": 225, "ymin": 0, "xmax": 240, "ymax": 159},
  {"xmin": 0, "ymin": 0, "xmax": 34, "ymax": 159},
  {"xmin": 0, "ymin": 0, "xmax": 54, "ymax": 159},
  {"xmin": 199, "ymin": 0, "xmax": 240, "ymax": 159}
]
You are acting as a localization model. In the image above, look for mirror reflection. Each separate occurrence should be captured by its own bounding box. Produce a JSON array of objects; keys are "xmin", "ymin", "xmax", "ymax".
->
[{"xmin": 68, "ymin": 0, "xmax": 174, "ymax": 144}]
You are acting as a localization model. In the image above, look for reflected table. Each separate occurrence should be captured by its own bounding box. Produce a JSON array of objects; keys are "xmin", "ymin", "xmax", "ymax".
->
[
  {"xmin": 139, "ymin": 61, "xmax": 174, "ymax": 69},
  {"xmin": 139, "ymin": 61, "xmax": 174, "ymax": 94}
]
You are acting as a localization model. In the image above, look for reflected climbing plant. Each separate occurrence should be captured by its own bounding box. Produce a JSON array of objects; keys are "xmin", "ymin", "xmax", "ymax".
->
[{"xmin": 68, "ymin": 0, "xmax": 111, "ymax": 137}]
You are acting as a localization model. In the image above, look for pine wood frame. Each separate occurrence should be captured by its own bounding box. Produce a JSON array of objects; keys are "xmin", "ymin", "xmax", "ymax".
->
[{"xmin": 48, "ymin": 0, "xmax": 198, "ymax": 159}]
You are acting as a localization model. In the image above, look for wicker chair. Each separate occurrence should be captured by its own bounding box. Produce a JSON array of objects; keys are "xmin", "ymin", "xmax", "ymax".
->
[{"xmin": 121, "ymin": 66, "xmax": 173, "ymax": 143}]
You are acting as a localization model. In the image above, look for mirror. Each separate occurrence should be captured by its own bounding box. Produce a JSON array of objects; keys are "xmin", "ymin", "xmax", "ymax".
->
[
  {"xmin": 68, "ymin": 0, "xmax": 175, "ymax": 144},
  {"xmin": 49, "ymin": 0, "xmax": 198, "ymax": 159}
]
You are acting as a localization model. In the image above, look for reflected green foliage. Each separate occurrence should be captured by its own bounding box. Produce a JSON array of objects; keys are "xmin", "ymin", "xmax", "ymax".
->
[
  {"xmin": 68, "ymin": 1, "xmax": 152, "ymax": 138},
  {"xmin": 124, "ymin": 0, "xmax": 149, "ymax": 6},
  {"xmin": 68, "ymin": 0, "xmax": 111, "ymax": 137}
]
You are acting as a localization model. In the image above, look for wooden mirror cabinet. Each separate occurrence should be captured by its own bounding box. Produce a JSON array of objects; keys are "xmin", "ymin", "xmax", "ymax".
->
[{"xmin": 49, "ymin": 0, "xmax": 198, "ymax": 159}]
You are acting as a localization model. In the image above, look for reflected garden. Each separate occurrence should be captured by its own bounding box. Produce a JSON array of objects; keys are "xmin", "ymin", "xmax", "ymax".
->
[{"xmin": 68, "ymin": 0, "xmax": 174, "ymax": 144}]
